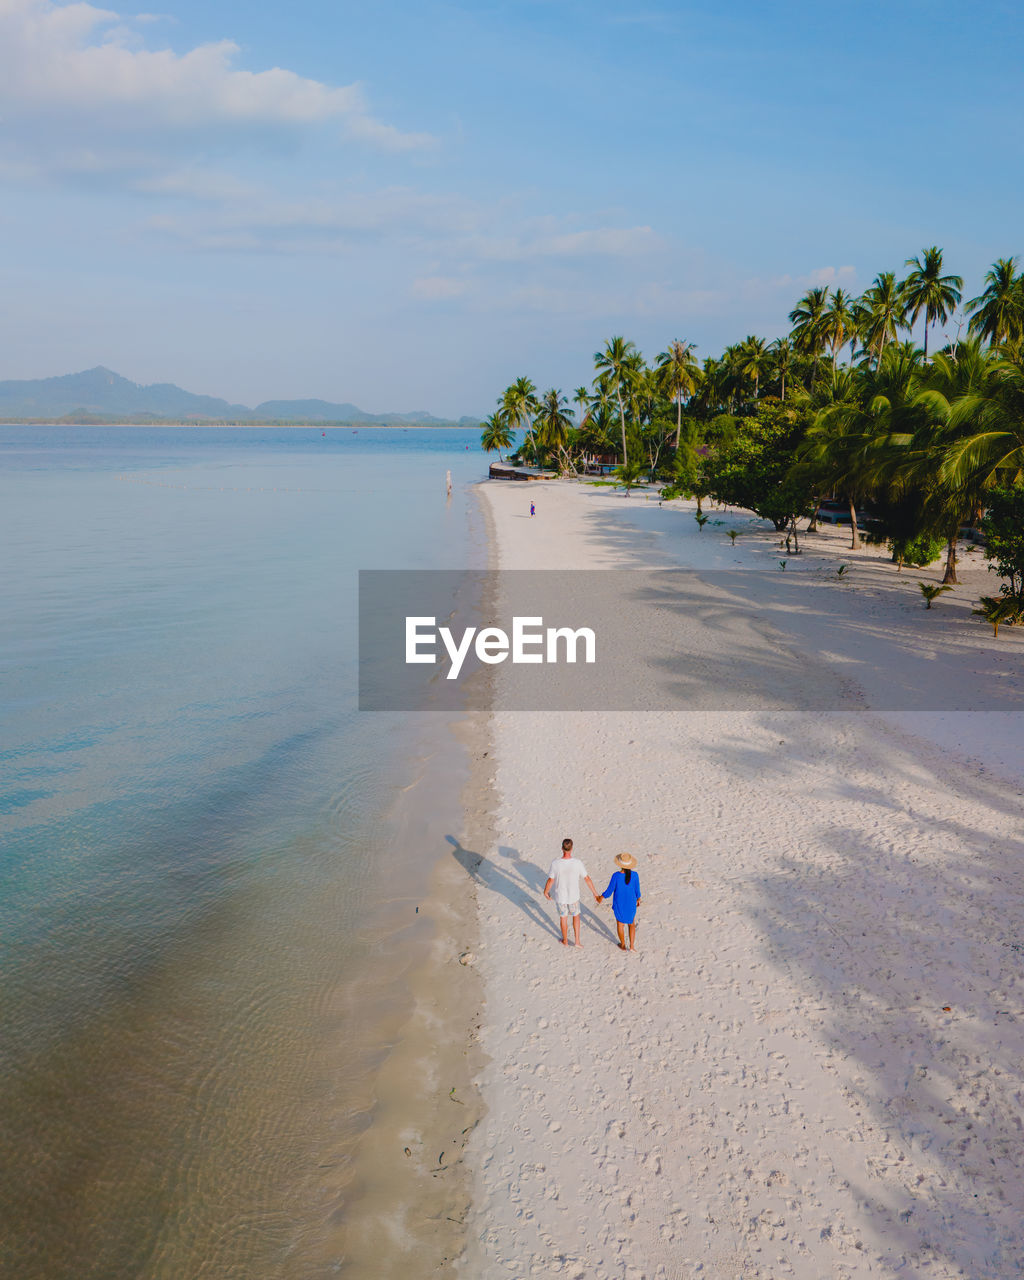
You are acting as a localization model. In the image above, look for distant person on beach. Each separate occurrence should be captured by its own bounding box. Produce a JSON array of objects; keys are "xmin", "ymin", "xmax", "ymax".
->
[
  {"xmin": 598, "ymin": 853, "xmax": 642, "ymax": 951},
  {"xmin": 530, "ymin": 502, "xmax": 535, "ymax": 516},
  {"xmin": 543, "ymin": 838, "xmax": 598, "ymax": 947}
]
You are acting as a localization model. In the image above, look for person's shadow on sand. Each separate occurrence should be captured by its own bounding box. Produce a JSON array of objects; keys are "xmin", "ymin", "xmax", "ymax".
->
[{"xmin": 446, "ymin": 837, "xmax": 617, "ymax": 945}]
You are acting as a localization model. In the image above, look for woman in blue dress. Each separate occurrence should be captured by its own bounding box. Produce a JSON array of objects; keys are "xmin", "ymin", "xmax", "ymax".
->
[{"xmin": 598, "ymin": 852, "xmax": 641, "ymax": 951}]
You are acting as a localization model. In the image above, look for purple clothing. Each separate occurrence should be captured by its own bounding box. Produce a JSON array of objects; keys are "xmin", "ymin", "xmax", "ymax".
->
[{"xmin": 602, "ymin": 870, "xmax": 641, "ymax": 924}]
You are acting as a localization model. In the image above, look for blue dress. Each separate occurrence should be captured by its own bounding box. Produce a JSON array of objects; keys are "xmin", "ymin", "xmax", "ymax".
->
[{"xmin": 602, "ymin": 870, "xmax": 641, "ymax": 924}]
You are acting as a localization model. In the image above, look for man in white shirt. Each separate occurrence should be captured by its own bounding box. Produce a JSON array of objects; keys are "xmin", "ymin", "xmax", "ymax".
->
[{"xmin": 543, "ymin": 837, "xmax": 599, "ymax": 947}]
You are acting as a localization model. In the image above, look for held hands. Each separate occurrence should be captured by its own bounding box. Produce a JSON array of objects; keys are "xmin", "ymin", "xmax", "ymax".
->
[{"xmin": 595, "ymin": 895, "xmax": 603, "ymax": 904}]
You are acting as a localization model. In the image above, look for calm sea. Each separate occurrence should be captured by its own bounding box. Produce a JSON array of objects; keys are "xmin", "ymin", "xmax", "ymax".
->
[{"xmin": 0, "ymin": 426, "xmax": 489, "ymax": 1278}]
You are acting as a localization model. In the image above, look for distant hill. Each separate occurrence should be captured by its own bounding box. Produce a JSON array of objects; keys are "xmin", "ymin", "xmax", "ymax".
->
[{"xmin": 0, "ymin": 367, "xmax": 480, "ymax": 427}]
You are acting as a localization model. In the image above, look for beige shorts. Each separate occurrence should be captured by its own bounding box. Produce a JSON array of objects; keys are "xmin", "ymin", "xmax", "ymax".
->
[{"xmin": 556, "ymin": 900, "xmax": 580, "ymax": 917}]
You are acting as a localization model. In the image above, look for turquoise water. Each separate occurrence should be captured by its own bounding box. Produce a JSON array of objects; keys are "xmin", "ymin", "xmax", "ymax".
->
[{"xmin": 0, "ymin": 427, "xmax": 488, "ymax": 1278}]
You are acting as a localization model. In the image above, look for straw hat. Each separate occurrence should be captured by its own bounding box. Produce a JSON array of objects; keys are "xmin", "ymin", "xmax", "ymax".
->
[{"xmin": 615, "ymin": 852, "xmax": 637, "ymax": 869}]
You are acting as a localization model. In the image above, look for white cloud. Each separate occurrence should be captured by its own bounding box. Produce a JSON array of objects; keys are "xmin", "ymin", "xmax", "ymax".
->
[
  {"xmin": 767, "ymin": 264, "xmax": 857, "ymax": 291},
  {"xmin": 145, "ymin": 186, "xmax": 479, "ymax": 253},
  {"xmin": 0, "ymin": 0, "xmax": 433, "ymax": 148},
  {"xmin": 411, "ymin": 275, "xmax": 469, "ymax": 300},
  {"xmin": 472, "ymin": 224, "xmax": 662, "ymax": 262}
]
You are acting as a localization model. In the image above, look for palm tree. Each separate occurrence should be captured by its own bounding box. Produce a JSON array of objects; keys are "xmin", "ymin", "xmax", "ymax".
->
[
  {"xmin": 502, "ymin": 376, "xmax": 540, "ymax": 464},
  {"xmin": 789, "ymin": 286, "xmax": 830, "ymax": 380},
  {"xmin": 966, "ymin": 257, "xmax": 1024, "ymax": 348},
  {"xmin": 737, "ymin": 335, "xmax": 770, "ymax": 401},
  {"xmin": 656, "ymin": 339, "xmax": 701, "ymax": 445},
  {"xmin": 480, "ymin": 412, "xmax": 513, "ymax": 462},
  {"xmin": 692, "ymin": 356, "xmax": 728, "ymax": 415},
  {"xmin": 942, "ymin": 346, "xmax": 1024, "ymax": 491},
  {"xmin": 798, "ymin": 345, "xmax": 923, "ymax": 550},
  {"xmin": 769, "ymin": 337, "xmax": 795, "ymax": 401},
  {"xmin": 572, "ymin": 386, "xmax": 592, "ymax": 426},
  {"xmin": 902, "ymin": 246, "xmax": 963, "ymax": 360},
  {"xmin": 823, "ymin": 288, "xmax": 856, "ymax": 370},
  {"xmin": 594, "ymin": 336, "xmax": 640, "ymax": 467},
  {"xmin": 535, "ymin": 388, "xmax": 574, "ymax": 467},
  {"xmin": 857, "ymin": 272, "xmax": 908, "ymax": 365},
  {"xmin": 914, "ymin": 339, "xmax": 1002, "ymax": 583}
]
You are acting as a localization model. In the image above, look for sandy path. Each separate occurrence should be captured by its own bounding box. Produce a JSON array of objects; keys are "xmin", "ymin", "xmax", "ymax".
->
[{"xmin": 458, "ymin": 481, "xmax": 1024, "ymax": 1279}]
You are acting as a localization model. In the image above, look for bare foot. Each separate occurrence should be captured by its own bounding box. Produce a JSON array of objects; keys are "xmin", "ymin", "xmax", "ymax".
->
[
  {"xmin": 618, "ymin": 942, "xmax": 627, "ymax": 950},
  {"xmin": 560, "ymin": 938, "xmax": 568, "ymax": 946},
  {"xmin": 629, "ymin": 945, "xmax": 636, "ymax": 951}
]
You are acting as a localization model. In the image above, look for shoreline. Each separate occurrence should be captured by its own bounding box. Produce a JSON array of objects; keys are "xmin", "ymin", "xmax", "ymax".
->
[
  {"xmin": 319, "ymin": 482, "xmax": 500, "ymax": 1276},
  {"xmin": 459, "ymin": 477, "xmax": 1024, "ymax": 1278}
]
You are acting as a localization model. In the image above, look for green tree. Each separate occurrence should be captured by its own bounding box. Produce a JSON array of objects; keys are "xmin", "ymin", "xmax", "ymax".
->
[
  {"xmin": 594, "ymin": 336, "xmax": 641, "ymax": 468},
  {"xmin": 979, "ymin": 485, "xmax": 1024, "ymax": 600},
  {"xmin": 480, "ymin": 412, "xmax": 513, "ymax": 461},
  {"xmin": 535, "ymin": 388, "xmax": 574, "ymax": 467},
  {"xmin": 823, "ymin": 288, "xmax": 856, "ymax": 370},
  {"xmin": 941, "ymin": 347, "xmax": 1024, "ymax": 492},
  {"xmin": 656, "ymin": 339, "xmax": 701, "ymax": 445},
  {"xmin": 502, "ymin": 376, "xmax": 540, "ymax": 464},
  {"xmin": 902, "ymin": 246, "xmax": 963, "ymax": 360},
  {"xmin": 856, "ymin": 271, "xmax": 908, "ymax": 364},
  {"xmin": 769, "ymin": 337, "xmax": 795, "ymax": 401},
  {"xmin": 966, "ymin": 258, "xmax": 1024, "ymax": 348},
  {"xmin": 737, "ymin": 335, "xmax": 770, "ymax": 401},
  {"xmin": 789, "ymin": 286, "xmax": 830, "ymax": 380},
  {"xmin": 706, "ymin": 403, "xmax": 815, "ymax": 531}
]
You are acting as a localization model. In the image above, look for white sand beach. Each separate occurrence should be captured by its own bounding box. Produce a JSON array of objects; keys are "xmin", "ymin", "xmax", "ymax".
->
[{"xmin": 459, "ymin": 481, "xmax": 1024, "ymax": 1278}]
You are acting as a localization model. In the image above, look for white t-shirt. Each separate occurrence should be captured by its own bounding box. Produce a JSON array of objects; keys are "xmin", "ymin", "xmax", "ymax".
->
[{"xmin": 547, "ymin": 856, "xmax": 589, "ymax": 904}]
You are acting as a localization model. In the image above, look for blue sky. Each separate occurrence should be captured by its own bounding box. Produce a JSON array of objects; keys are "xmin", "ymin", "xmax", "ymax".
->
[{"xmin": 1, "ymin": 0, "xmax": 1022, "ymax": 416}]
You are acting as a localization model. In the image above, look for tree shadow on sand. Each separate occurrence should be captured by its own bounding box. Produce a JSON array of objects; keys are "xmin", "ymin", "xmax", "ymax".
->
[
  {"xmin": 701, "ymin": 715, "xmax": 1024, "ymax": 1275},
  {"xmin": 446, "ymin": 837, "xmax": 617, "ymax": 945}
]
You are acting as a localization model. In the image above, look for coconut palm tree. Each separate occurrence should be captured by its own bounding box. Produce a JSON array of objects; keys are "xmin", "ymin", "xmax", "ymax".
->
[
  {"xmin": 737, "ymin": 335, "xmax": 770, "ymax": 401},
  {"xmin": 594, "ymin": 336, "xmax": 640, "ymax": 467},
  {"xmin": 856, "ymin": 272, "xmax": 908, "ymax": 365},
  {"xmin": 823, "ymin": 288, "xmax": 856, "ymax": 370},
  {"xmin": 769, "ymin": 337, "xmax": 795, "ymax": 401},
  {"xmin": 788, "ymin": 286, "xmax": 830, "ymax": 380},
  {"xmin": 942, "ymin": 346, "xmax": 1024, "ymax": 491},
  {"xmin": 913, "ymin": 339, "xmax": 1002, "ymax": 583},
  {"xmin": 656, "ymin": 339, "xmax": 701, "ymax": 445},
  {"xmin": 798, "ymin": 345, "xmax": 923, "ymax": 550},
  {"xmin": 966, "ymin": 257, "xmax": 1024, "ymax": 348},
  {"xmin": 902, "ymin": 247, "xmax": 963, "ymax": 360},
  {"xmin": 502, "ymin": 376, "xmax": 540, "ymax": 464},
  {"xmin": 480, "ymin": 412, "xmax": 513, "ymax": 461},
  {"xmin": 572, "ymin": 386, "xmax": 592, "ymax": 426},
  {"xmin": 535, "ymin": 388, "xmax": 574, "ymax": 468}
]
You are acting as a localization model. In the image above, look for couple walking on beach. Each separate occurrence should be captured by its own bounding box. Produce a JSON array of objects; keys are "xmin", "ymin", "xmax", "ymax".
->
[{"xmin": 543, "ymin": 838, "xmax": 641, "ymax": 950}]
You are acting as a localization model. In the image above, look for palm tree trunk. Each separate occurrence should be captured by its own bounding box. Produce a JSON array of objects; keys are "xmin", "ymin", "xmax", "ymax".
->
[
  {"xmin": 781, "ymin": 372, "xmax": 786, "ymax": 402},
  {"xmin": 848, "ymin": 496, "xmax": 860, "ymax": 550},
  {"xmin": 616, "ymin": 389, "xmax": 628, "ymax": 467},
  {"xmin": 923, "ymin": 315, "xmax": 929, "ymax": 360},
  {"xmin": 941, "ymin": 524, "xmax": 959, "ymax": 585},
  {"xmin": 674, "ymin": 394, "xmax": 681, "ymax": 449}
]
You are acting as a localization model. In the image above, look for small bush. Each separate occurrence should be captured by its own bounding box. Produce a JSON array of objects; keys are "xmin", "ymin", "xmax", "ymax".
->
[{"xmin": 891, "ymin": 531, "xmax": 945, "ymax": 568}]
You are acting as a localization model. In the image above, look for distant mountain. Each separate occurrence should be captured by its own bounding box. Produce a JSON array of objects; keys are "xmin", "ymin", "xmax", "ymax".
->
[{"xmin": 0, "ymin": 367, "xmax": 480, "ymax": 426}]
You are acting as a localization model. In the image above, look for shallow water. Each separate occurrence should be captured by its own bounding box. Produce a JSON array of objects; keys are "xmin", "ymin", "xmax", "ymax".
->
[{"xmin": 0, "ymin": 426, "xmax": 487, "ymax": 1278}]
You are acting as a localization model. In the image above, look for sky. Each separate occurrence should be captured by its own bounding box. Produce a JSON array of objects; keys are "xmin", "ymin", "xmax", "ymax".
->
[{"xmin": 1, "ymin": 0, "xmax": 1023, "ymax": 417}]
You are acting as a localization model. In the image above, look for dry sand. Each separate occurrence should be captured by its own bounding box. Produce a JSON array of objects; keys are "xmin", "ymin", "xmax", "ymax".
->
[{"xmin": 458, "ymin": 480, "xmax": 1024, "ymax": 1279}]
